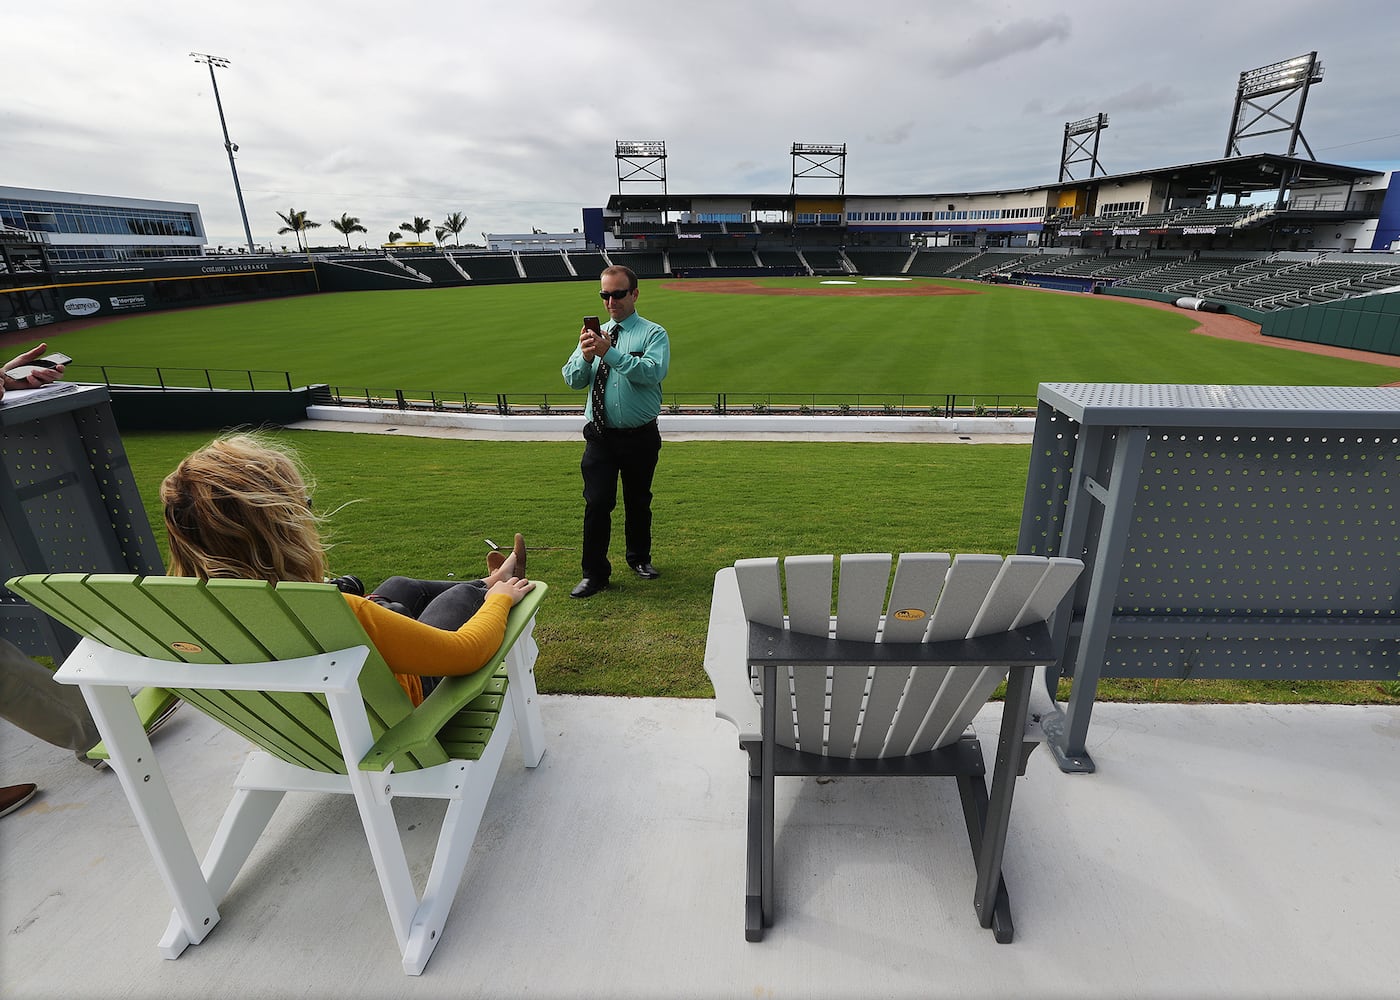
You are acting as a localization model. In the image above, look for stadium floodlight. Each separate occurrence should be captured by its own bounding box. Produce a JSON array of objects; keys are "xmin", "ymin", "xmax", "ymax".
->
[
  {"xmin": 1224, "ymin": 51, "xmax": 1324, "ymax": 159},
  {"xmin": 1239, "ymin": 53, "xmax": 1324, "ymax": 99},
  {"xmin": 1065, "ymin": 115, "xmax": 1109, "ymax": 137},
  {"xmin": 615, "ymin": 140, "xmax": 667, "ymax": 157},
  {"xmin": 191, "ymin": 52, "xmax": 255, "ymax": 253},
  {"xmin": 791, "ymin": 143, "xmax": 846, "ymax": 156}
]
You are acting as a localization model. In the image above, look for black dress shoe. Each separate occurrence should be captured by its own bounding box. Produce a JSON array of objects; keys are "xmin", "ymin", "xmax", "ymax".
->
[
  {"xmin": 570, "ymin": 577, "xmax": 609, "ymax": 598},
  {"xmin": 629, "ymin": 562, "xmax": 660, "ymax": 579}
]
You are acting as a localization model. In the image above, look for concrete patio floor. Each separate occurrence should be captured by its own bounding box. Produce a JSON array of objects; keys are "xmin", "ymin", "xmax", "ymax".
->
[{"xmin": 4, "ymin": 693, "xmax": 1398, "ymax": 999}]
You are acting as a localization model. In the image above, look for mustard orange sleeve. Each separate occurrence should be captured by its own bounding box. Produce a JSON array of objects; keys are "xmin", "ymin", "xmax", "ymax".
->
[{"xmin": 343, "ymin": 592, "xmax": 513, "ymax": 677}]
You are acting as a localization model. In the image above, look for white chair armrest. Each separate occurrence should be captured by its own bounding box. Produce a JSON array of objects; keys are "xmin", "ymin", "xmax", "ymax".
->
[{"xmin": 704, "ymin": 567, "xmax": 762, "ymax": 742}]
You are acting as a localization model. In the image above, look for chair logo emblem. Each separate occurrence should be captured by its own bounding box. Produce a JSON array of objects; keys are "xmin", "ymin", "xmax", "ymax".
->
[
  {"xmin": 893, "ymin": 608, "xmax": 926, "ymax": 621},
  {"xmin": 171, "ymin": 641, "xmax": 203, "ymax": 653}
]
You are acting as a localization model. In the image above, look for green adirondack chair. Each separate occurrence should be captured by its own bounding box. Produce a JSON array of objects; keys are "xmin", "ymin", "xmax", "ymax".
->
[{"xmin": 6, "ymin": 572, "xmax": 548, "ymax": 976}]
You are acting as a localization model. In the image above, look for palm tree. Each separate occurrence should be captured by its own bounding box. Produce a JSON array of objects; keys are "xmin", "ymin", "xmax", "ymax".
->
[
  {"xmin": 386, "ymin": 231, "xmax": 403, "ymax": 245},
  {"xmin": 275, "ymin": 208, "xmax": 320, "ymax": 251},
  {"xmin": 439, "ymin": 211, "xmax": 469, "ymax": 246},
  {"xmin": 330, "ymin": 213, "xmax": 367, "ymax": 249},
  {"xmin": 434, "ymin": 227, "xmax": 449, "ymax": 245},
  {"xmin": 399, "ymin": 216, "xmax": 431, "ymax": 243}
]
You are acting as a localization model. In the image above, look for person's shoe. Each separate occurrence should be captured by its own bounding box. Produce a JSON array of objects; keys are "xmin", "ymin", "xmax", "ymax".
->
[
  {"xmin": 570, "ymin": 577, "xmax": 609, "ymax": 599},
  {"xmin": 629, "ymin": 562, "xmax": 660, "ymax": 580},
  {"xmin": 328, "ymin": 574, "xmax": 365, "ymax": 597},
  {"xmin": 512, "ymin": 533, "xmax": 527, "ymax": 578},
  {"xmin": 486, "ymin": 540, "xmax": 506, "ymax": 574},
  {"xmin": 0, "ymin": 782, "xmax": 37, "ymax": 818}
]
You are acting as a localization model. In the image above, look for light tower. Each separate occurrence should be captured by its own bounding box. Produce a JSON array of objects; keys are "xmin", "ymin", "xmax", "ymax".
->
[{"xmin": 190, "ymin": 52, "xmax": 255, "ymax": 253}]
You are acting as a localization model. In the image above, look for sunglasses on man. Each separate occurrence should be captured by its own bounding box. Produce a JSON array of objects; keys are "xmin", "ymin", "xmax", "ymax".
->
[{"xmin": 598, "ymin": 289, "xmax": 633, "ymax": 301}]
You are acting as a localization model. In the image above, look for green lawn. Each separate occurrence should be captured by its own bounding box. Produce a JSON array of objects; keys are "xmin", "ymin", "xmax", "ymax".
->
[
  {"xmin": 120, "ymin": 429, "xmax": 1400, "ymax": 707},
  {"xmin": 42, "ymin": 278, "xmax": 1399, "ymax": 396}
]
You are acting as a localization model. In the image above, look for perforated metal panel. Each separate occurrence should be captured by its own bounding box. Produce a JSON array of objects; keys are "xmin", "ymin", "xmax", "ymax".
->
[
  {"xmin": 1, "ymin": 385, "xmax": 163, "ymax": 659},
  {"xmin": 1018, "ymin": 384, "xmax": 1400, "ymax": 767}
]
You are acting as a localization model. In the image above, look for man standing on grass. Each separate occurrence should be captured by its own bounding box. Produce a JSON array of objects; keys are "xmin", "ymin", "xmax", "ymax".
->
[{"xmin": 560, "ymin": 265, "xmax": 670, "ymax": 598}]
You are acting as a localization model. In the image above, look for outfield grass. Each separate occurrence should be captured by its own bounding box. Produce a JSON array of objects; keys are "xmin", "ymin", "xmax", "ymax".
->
[
  {"xmin": 120, "ymin": 429, "xmax": 1400, "ymax": 707},
  {"xmin": 42, "ymin": 278, "xmax": 1399, "ymax": 396}
]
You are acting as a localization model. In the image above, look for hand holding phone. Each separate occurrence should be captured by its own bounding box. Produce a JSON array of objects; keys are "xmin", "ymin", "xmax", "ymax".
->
[
  {"xmin": 4, "ymin": 352, "xmax": 71, "ymax": 382},
  {"xmin": 581, "ymin": 315, "xmax": 605, "ymax": 360}
]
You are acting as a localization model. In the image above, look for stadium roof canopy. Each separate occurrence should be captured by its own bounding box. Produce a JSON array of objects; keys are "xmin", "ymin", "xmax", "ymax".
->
[{"xmin": 605, "ymin": 153, "xmax": 1382, "ymax": 213}]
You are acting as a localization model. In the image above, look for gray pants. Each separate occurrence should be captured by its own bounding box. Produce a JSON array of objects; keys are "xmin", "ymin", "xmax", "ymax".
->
[
  {"xmin": 0, "ymin": 638, "xmax": 102, "ymax": 763},
  {"xmin": 368, "ymin": 577, "xmax": 489, "ymax": 697}
]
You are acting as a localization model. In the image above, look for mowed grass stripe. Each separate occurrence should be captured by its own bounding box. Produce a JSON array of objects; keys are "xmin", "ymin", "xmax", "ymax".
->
[{"xmin": 39, "ymin": 277, "xmax": 1398, "ymax": 394}]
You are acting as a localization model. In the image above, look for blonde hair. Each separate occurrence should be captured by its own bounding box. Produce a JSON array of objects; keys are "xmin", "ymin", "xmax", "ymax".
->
[{"xmin": 161, "ymin": 432, "xmax": 327, "ymax": 585}]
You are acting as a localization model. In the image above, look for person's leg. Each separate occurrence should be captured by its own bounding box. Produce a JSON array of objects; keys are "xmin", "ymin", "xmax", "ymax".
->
[
  {"xmin": 415, "ymin": 581, "xmax": 488, "ymax": 631},
  {"xmin": 619, "ymin": 426, "xmax": 662, "ymax": 568},
  {"xmin": 580, "ymin": 429, "xmax": 620, "ymax": 581},
  {"xmin": 369, "ymin": 576, "xmax": 463, "ymax": 618},
  {"xmin": 0, "ymin": 638, "xmax": 102, "ymax": 761}
]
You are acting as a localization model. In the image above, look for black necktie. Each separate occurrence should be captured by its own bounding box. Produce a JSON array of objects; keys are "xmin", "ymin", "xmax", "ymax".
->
[{"xmin": 590, "ymin": 325, "xmax": 620, "ymax": 431}]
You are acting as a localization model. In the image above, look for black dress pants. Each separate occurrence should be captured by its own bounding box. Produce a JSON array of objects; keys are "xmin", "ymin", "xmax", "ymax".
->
[{"xmin": 580, "ymin": 420, "xmax": 662, "ymax": 580}]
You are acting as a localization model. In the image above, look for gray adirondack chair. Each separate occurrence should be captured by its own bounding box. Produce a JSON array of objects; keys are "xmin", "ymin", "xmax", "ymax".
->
[
  {"xmin": 6, "ymin": 572, "xmax": 547, "ymax": 976},
  {"xmin": 704, "ymin": 552, "xmax": 1082, "ymax": 942}
]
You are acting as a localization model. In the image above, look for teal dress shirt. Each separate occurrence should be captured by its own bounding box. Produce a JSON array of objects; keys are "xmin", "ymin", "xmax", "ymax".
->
[{"xmin": 562, "ymin": 313, "xmax": 670, "ymax": 428}]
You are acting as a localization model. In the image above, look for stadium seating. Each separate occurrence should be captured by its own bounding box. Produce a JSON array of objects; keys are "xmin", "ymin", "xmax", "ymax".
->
[
  {"xmin": 619, "ymin": 221, "xmax": 675, "ymax": 237},
  {"xmin": 406, "ymin": 256, "xmax": 470, "ymax": 284},
  {"xmin": 713, "ymin": 250, "xmax": 759, "ymax": 267},
  {"xmin": 449, "ymin": 253, "xmax": 522, "ymax": 282},
  {"xmin": 906, "ymin": 249, "xmax": 979, "ymax": 276},
  {"xmin": 518, "ymin": 252, "xmax": 573, "ymax": 279},
  {"xmin": 667, "ymin": 250, "xmax": 714, "ymax": 271},
  {"xmin": 606, "ymin": 251, "xmax": 666, "ymax": 277},
  {"xmin": 566, "ymin": 251, "xmax": 607, "ymax": 277},
  {"xmin": 755, "ymin": 249, "xmax": 804, "ymax": 271},
  {"xmin": 844, "ymin": 248, "xmax": 914, "ymax": 275},
  {"xmin": 800, "ymin": 248, "xmax": 849, "ymax": 273}
]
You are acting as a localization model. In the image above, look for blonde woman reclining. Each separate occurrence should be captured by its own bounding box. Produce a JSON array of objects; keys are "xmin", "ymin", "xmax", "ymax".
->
[{"xmin": 161, "ymin": 432, "xmax": 533, "ymax": 705}]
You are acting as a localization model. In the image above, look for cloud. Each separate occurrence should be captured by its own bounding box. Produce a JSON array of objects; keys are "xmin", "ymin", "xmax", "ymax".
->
[
  {"xmin": 866, "ymin": 122, "xmax": 914, "ymax": 146},
  {"xmin": 936, "ymin": 15, "xmax": 1072, "ymax": 77}
]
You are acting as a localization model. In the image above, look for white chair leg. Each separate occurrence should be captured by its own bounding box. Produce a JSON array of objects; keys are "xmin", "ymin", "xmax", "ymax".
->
[
  {"xmin": 80, "ymin": 681, "xmax": 221, "ymax": 959},
  {"xmin": 400, "ymin": 718, "xmax": 512, "ymax": 975},
  {"xmin": 506, "ymin": 626, "xmax": 546, "ymax": 768}
]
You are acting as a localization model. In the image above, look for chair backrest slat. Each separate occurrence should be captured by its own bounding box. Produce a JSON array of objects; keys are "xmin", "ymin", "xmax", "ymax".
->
[
  {"xmin": 879, "ymin": 553, "xmax": 950, "ymax": 644},
  {"xmin": 824, "ymin": 555, "xmax": 891, "ymax": 751},
  {"xmin": 924, "ymin": 555, "xmax": 1003, "ymax": 641},
  {"xmin": 733, "ymin": 558, "xmax": 783, "ymax": 628},
  {"xmin": 834, "ymin": 554, "xmax": 890, "ymax": 641},
  {"xmin": 855, "ymin": 554, "xmax": 950, "ymax": 755},
  {"xmin": 783, "ymin": 555, "xmax": 833, "ymax": 637}
]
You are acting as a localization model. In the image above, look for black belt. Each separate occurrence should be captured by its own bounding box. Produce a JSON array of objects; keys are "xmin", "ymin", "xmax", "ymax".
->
[{"xmin": 601, "ymin": 419, "xmax": 658, "ymax": 434}]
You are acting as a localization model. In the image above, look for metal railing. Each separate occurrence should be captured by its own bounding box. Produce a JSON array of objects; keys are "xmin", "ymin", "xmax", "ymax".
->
[
  {"xmin": 66, "ymin": 365, "xmax": 294, "ymax": 391},
  {"xmin": 320, "ymin": 387, "xmax": 1039, "ymax": 418},
  {"xmin": 63, "ymin": 366, "xmax": 1038, "ymax": 418}
]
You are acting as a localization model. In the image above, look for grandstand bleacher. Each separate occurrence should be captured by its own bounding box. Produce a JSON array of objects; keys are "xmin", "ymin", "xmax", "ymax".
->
[
  {"xmin": 844, "ymin": 248, "xmax": 914, "ymax": 275},
  {"xmin": 450, "ymin": 253, "xmax": 522, "ymax": 282},
  {"xmin": 667, "ymin": 250, "xmax": 713, "ymax": 271},
  {"xmin": 518, "ymin": 252, "xmax": 573, "ymax": 279},
  {"xmin": 606, "ymin": 251, "xmax": 667, "ymax": 277}
]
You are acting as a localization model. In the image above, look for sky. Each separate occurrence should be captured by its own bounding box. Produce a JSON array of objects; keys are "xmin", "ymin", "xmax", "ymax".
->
[{"xmin": 8, "ymin": 0, "xmax": 1400, "ymax": 250}]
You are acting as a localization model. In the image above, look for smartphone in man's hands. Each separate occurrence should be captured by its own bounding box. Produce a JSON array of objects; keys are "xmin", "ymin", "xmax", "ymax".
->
[
  {"xmin": 582, "ymin": 316, "xmax": 601, "ymax": 334},
  {"xmin": 5, "ymin": 352, "xmax": 71, "ymax": 381}
]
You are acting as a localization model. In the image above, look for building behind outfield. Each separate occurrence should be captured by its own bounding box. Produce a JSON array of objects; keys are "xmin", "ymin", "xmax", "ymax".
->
[{"xmin": 0, "ymin": 186, "xmax": 206, "ymax": 262}]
